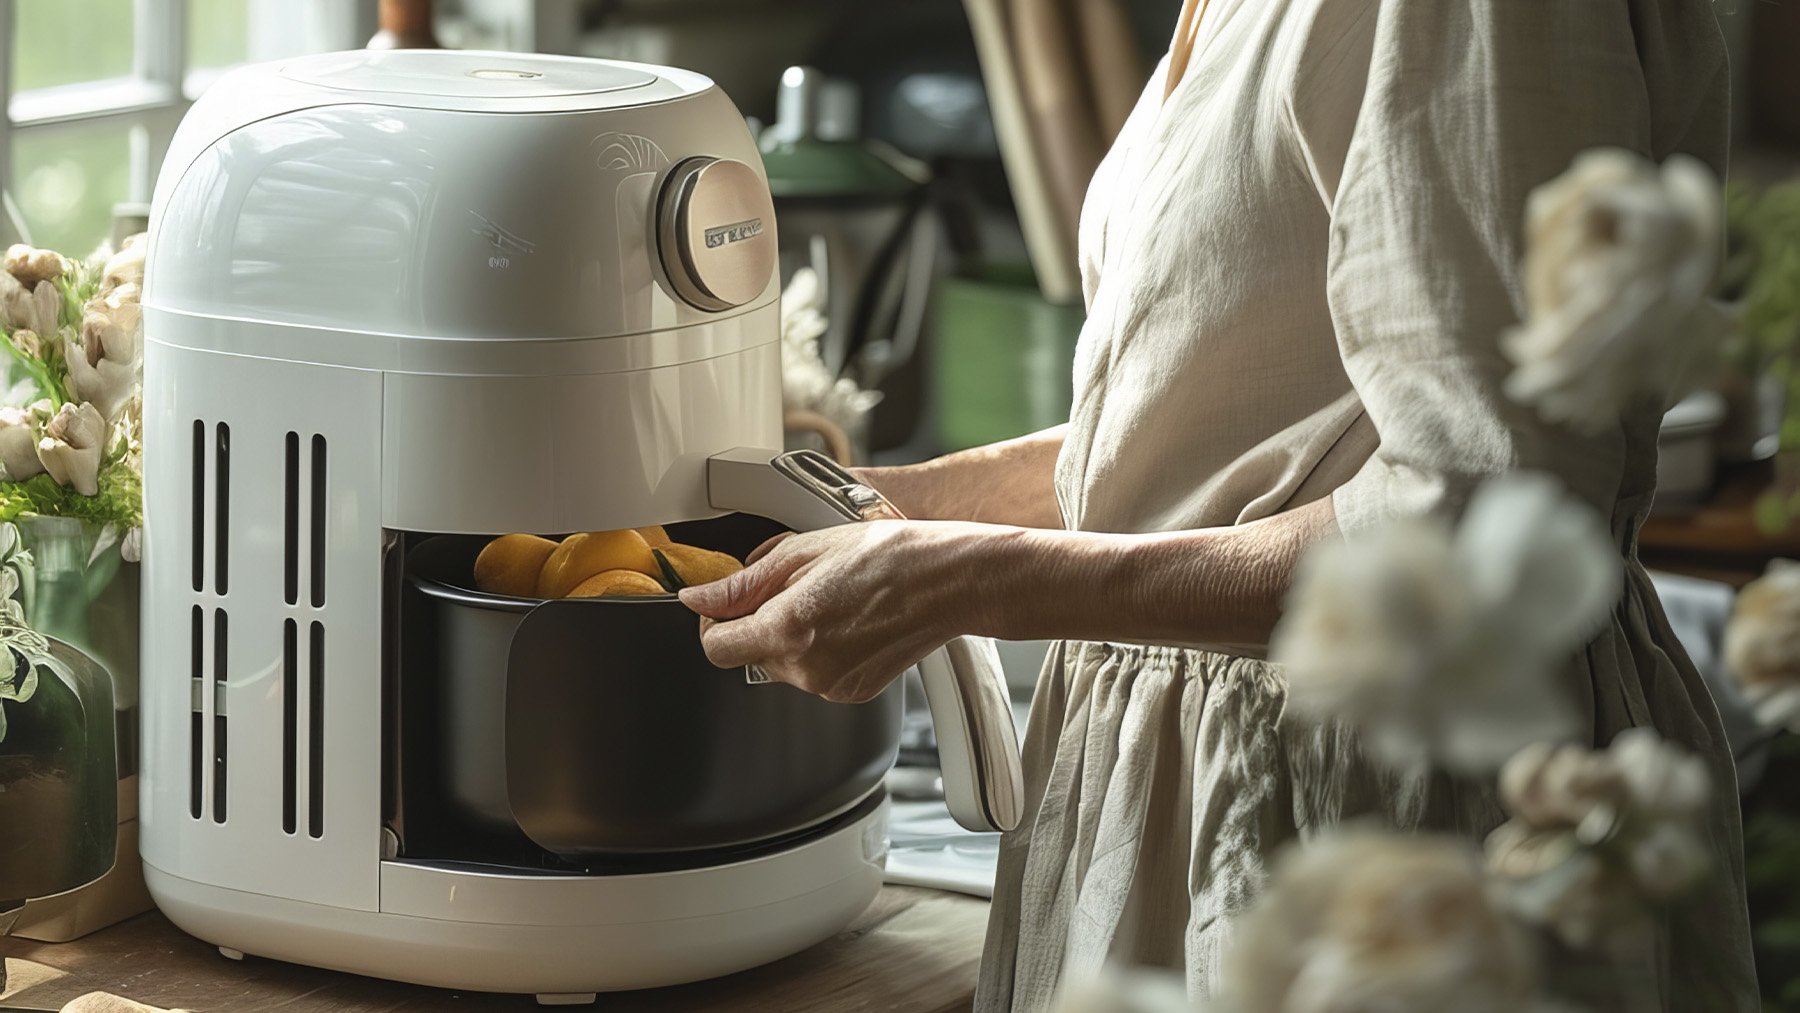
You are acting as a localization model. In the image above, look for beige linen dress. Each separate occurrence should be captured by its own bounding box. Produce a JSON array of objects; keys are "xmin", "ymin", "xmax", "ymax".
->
[{"xmin": 976, "ymin": 0, "xmax": 1759, "ymax": 1009}]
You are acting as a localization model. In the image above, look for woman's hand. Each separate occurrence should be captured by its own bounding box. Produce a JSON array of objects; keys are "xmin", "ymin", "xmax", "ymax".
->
[{"xmin": 678, "ymin": 521, "xmax": 1007, "ymax": 703}]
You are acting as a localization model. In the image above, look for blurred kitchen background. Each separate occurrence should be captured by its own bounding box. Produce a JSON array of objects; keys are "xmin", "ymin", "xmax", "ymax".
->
[
  {"xmin": 6, "ymin": 0, "xmax": 1800, "ymax": 997},
  {"xmin": 2, "ymin": 0, "xmax": 1796, "ymax": 475}
]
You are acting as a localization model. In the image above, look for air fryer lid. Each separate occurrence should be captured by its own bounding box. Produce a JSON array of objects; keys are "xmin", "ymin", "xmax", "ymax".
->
[{"xmin": 280, "ymin": 50, "xmax": 657, "ymax": 101}]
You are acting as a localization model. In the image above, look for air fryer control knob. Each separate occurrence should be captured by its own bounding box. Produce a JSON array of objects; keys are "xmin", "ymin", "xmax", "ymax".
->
[{"xmin": 656, "ymin": 156, "xmax": 777, "ymax": 311}]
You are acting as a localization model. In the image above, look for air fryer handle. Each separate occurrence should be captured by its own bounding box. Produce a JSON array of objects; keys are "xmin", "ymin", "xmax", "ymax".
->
[
  {"xmin": 911, "ymin": 634, "xmax": 1023, "ymax": 834},
  {"xmin": 707, "ymin": 447, "xmax": 1025, "ymax": 834}
]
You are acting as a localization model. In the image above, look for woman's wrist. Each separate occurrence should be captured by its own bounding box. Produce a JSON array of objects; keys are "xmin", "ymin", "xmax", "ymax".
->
[
  {"xmin": 856, "ymin": 427, "xmax": 1068, "ymax": 528},
  {"xmin": 962, "ymin": 499, "xmax": 1337, "ymax": 648},
  {"xmin": 855, "ymin": 462, "xmax": 945, "ymax": 520},
  {"xmin": 952, "ymin": 524, "xmax": 1137, "ymax": 643}
]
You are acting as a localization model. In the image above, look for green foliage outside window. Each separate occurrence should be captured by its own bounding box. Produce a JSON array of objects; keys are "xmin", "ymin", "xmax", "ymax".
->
[{"xmin": 7, "ymin": 0, "xmax": 250, "ymax": 254}]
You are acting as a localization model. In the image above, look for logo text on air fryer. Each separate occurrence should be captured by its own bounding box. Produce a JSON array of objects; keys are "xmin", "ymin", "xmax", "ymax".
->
[
  {"xmin": 704, "ymin": 218, "xmax": 764, "ymax": 249},
  {"xmin": 469, "ymin": 210, "xmax": 536, "ymax": 270}
]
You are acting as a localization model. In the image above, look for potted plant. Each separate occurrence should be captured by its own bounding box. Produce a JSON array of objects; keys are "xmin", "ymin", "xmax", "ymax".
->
[
  {"xmin": 1713, "ymin": 181, "xmax": 1800, "ymax": 528},
  {"xmin": 0, "ymin": 236, "xmax": 146, "ymax": 941}
]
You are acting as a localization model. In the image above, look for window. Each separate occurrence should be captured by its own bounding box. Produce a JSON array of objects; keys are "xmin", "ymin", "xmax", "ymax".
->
[{"xmin": 1, "ymin": 0, "xmax": 374, "ymax": 254}]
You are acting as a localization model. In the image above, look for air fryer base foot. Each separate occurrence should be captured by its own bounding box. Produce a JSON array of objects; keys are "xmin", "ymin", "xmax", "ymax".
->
[{"xmin": 536, "ymin": 994, "xmax": 598, "ymax": 1006}]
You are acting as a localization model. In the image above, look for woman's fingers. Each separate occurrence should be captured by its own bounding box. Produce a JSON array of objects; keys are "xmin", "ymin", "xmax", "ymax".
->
[
  {"xmin": 745, "ymin": 531, "xmax": 796, "ymax": 565},
  {"xmin": 679, "ymin": 547, "xmax": 799, "ymax": 620},
  {"xmin": 697, "ymin": 611, "xmax": 781, "ymax": 670}
]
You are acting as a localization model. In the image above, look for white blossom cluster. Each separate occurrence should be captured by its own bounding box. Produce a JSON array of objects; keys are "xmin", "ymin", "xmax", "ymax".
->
[
  {"xmin": 0, "ymin": 237, "xmax": 144, "ymax": 559},
  {"xmin": 779, "ymin": 267, "xmax": 881, "ymax": 441}
]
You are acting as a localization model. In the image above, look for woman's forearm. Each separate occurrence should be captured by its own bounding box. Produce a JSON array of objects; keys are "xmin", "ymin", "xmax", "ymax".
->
[
  {"xmin": 860, "ymin": 425, "xmax": 1066, "ymax": 528},
  {"xmin": 680, "ymin": 494, "xmax": 1340, "ymax": 699},
  {"xmin": 965, "ymin": 495, "xmax": 1339, "ymax": 648}
]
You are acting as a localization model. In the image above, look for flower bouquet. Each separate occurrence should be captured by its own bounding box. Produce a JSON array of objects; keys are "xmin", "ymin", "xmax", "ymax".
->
[
  {"xmin": 0, "ymin": 238, "xmax": 149, "ymax": 941},
  {"xmin": 0, "ymin": 239, "xmax": 144, "ymax": 535}
]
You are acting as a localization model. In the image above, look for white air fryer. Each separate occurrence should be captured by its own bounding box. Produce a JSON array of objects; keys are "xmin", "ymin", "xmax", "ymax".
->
[{"xmin": 138, "ymin": 50, "xmax": 1022, "ymax": 1005}]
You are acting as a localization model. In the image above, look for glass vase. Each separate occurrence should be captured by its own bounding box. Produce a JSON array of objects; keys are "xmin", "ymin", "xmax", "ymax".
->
[
  {"xmin": 0, "ymin": 638, "xmax": 117, "ymax": 905},
  {"xmin": 14, "ymin": 515, "xmax": 137, "ymax": 778}
]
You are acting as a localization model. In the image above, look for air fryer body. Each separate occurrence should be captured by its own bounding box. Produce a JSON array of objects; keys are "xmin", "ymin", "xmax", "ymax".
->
[{"xmin": 138, "ymin": 50, "xmax": 890, "ymax": 1000}]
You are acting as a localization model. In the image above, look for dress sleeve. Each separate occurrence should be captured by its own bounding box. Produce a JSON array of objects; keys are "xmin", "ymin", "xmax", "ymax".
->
[{"xmin": 1311, "ymin": 0, "xmax": 1726, "ymax": 533}]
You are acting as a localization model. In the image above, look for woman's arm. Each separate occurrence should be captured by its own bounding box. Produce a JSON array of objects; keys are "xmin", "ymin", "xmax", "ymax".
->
[
  {"xmin": 857, "ymin": 425, "xmax": 1066, "ymax": 528},
  {"xmin": 678, "ymin": 497, "xmax": 1337, "ymax": 703},
  {"xmin": 975, "ymin": 495, "xmax": 1337, "ymax": 647}
]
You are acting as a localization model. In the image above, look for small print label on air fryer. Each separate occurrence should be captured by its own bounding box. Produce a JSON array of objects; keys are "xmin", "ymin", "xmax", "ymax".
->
[{"xmin": 704, "ymin": 217, "xmax": 764, "ymax": 249}]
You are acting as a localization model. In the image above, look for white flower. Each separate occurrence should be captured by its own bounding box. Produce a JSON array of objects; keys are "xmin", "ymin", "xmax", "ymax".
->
[
  {"xmin": 1, "ymin": 276, "xmax": 61, "ymax": 337},
  {"xmin": 1502, "ymin": 149, "xmax": 1725, "ymax": 433},
  {"xmin": 1626, "ymin": 820, "xmax": 1712, "ymax": 902},
  {"xmin": 1497, "ymin": 741, "xmax": 1626, "ymax": 839},
  {"xmin": 1485, "ymin": 731, "xmax": 1712, "ymax": 952},
  {"xmin": 92, "ymin": 279, "xmax": 142, "ymax": 321},
  {"xmin": 1607, "ymin": 728, "xmax": 1711, "ymax": 822},
  {"xmin": 36, "ymin": 401, "xmax": 106, "ymax": 496},
  {"xmin": 9, "ymin": 328, "xmax": 42, "ymax": 359},
  {"xmin": 1271, "ymin": 472, "xmax": 1619, "ymax": 773},
  {"xmin": 779, "ymin": 267, "xmax": 880, "ymax": 436},
  {"xmin": 4, "ymin": 243, "xmax": 68, "ymax": 288},
  {"xmin": 0, "ymin": 405, "xmax": 43, "ymax": 482},
  {"xmin": 66, "ymin": 298, "xmax": 142, "ymax": 423},
  {"xmin": 100, "ymin": 234, "xmax": 146, "ymax": 293},
  {"xmin": 1723, "ymin": 559, "xmax": 1800, "ymax": 732},
  {"xmin": 1217, "ymin": 830, "xmax": 1540, "ymax": 1013},
  {"xmin": 1052, "ymin": 967, "xmax": 1197, "ymax": 1013},
  {"xmin": 1485, "ymin": 833, "xmax": 1638, "ymax": 953},
  {"xmin": 1495, "ymin": 731, "xmax": 1710, "ymax": 849}
]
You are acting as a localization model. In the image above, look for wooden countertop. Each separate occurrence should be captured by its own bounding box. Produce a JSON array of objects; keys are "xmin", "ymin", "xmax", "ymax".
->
[{"xmin": 0, "ymin": 886, "xmax": 988, "ymax": 1013}]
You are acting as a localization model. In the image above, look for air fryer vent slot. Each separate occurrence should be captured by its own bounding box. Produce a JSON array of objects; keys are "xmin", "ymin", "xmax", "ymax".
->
[
  {"xmin": 212, "ymin": 608, "xmax": 228, "ymax": 824},
  {"xmin": 190, "ymin": 421, "xmax": 204, "ymax": 593},
  {"xmin": 283, "ymin": 618, "xmax": 298, "ymax": 835},
  {"xmin": 284, "ymin": 432, "xmax": 299, "ymax": 606},
  {"xmin": 309, "ymin": 620, "xmax": 325, "ymax": 839},
  {"xmin": 214, "ymin": 423, "xmax": 230, "ymax": 595},
  {"xmin": 189, "ymin": 605, "xmax": 202, "ymax": 820},
  {"xmin": 310, "ymin": 435, "xmax": 327, "ymax": 608}
]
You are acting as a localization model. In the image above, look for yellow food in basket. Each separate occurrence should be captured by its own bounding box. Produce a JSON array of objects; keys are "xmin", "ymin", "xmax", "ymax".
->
[
  {"xmin": 568, "ymin": 568, "xmax": 667, "ymax": 598},
  {"xmin": 652, "ymin": 544, "xmax": 744, "ymax": 589},
  {"xmin": 536, "ymin": 529, "xmax": 660, "ymax": 598},
  {"xmin": 472, "ymin": 533, "xmax": 558, "ymax": 597},
  {"xmin": 474, "ymin": 527, "xmax": 743, "ymax": 599}
]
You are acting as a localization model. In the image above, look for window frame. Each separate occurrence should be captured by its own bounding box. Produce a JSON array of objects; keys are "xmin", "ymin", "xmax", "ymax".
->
[{"xmin": 0, "ymin": 0, "xmax": 375, "ymax": 246}]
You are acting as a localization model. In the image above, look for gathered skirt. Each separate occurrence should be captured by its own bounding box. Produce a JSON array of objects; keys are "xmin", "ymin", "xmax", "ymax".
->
[{"xmin": 973, "ymin": 563, "xmax": 1758, "ymax": 1012}]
